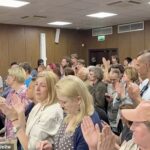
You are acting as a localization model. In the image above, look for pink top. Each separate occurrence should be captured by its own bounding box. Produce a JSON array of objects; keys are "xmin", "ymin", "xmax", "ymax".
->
[{"xmin": 5, "ymin": 85, "xmax": 30, "ymax": 139}]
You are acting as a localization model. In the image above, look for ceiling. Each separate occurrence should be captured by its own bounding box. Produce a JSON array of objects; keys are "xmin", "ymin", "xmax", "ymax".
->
[{"xmin": 0, "ymin": 0, "xmax": 150, "ymax": 29}]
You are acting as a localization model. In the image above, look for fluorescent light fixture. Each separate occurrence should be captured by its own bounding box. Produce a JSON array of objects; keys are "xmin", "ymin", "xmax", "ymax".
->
[
  {"xmin": 0, "ymin": 0, "xmax": 30, "ymax": 8},
  {"xmin": 87, "ymin": 12, "xmax": 117, "ymax": 18},
  {"xmin": 48, "ymin": 21, "xmax": 72, "ymax": 26}
]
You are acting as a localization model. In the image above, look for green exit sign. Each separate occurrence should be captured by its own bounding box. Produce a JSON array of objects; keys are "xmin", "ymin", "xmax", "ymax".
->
[{"xmin": 97, "ymin": 35, "xmax": 105, "ymax": 42}]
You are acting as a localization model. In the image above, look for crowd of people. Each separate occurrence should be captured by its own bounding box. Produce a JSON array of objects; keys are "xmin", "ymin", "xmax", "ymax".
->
[{"xmin": 0, "ymin": 50, "xmax": 149, "ymax": 150}]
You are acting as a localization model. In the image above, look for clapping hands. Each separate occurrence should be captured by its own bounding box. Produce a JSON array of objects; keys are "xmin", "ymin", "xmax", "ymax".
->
[{"xmin": 81, "ymin": 116, "xmax": 116, "ymax": 150}]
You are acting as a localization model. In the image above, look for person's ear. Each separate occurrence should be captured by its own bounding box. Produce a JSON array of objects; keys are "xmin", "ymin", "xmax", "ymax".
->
[{"xmin": 77, "ymin": 96, "xmax": 82, "ymax": 105}]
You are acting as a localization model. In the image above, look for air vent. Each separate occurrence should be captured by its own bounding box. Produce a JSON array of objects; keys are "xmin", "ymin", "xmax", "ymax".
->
[
  {"xmin": 21, "ymin": 15, "xmax": 47, "ymax": 19},
  {"xmin": 21, "ymin": 16, "xmax": 29, "ymax": 19},
  {"xmin": 33, "ymin": 15, "xmax": 47, "ymax": 18},
  {"xmin": 118, "ymin": 21, "xmax": 144, "ymax": 33},
  {"xmin": 92, "ymin": 27, "xmax": 113, "ymax": 36},
  {"xmin": 107, "ymin": 0, "xmax": 122, "ymax": 6},
  {"xmin": 128, "ymin": 0, "xmax": 141, "ymax": 4},
  {"xmin": 131, "ymin": 22, "xmax": 144, "ymax": 31},
  {"xmin": 107, "ymin": 0, "xmax": 141, "ymax": 7}
]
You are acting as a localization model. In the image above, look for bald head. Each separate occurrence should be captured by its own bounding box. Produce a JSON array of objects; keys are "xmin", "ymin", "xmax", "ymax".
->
[
  {"xmin": 136, "ymin": 50, "xmax": 150, "ymax": 80},
  {"xmin": 137, "ymin": 51, "xmax": 150, "ymax": 65}
]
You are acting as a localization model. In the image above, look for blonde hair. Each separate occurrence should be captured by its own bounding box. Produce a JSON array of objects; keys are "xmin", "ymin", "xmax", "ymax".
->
[
  {"xmin": 124, "ymin": 67, "xmax": 139, "ymax": 83},
  {"xmin": 37, "ymin": 71, "xmax": 58, "ymax": 105},
  {"xmin": 8, "ymin": 66, "xmax": 26, "ymax": 83},
  {"xmin": 55, "ymin": 75, "xmax": 94, "ymax": 132}
]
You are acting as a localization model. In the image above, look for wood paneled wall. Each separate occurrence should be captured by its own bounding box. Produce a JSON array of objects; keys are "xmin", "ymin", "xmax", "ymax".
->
[
  {"xmin": 0, "ymin": 20, "xmax": 150, "ymax": 78},
  {"xmin": 0, "ymin": 24, "xmax": 84, "ymax": 78},
  {"xmin": 82, "ymin": 20, "xmax": 150, "ymax": 64}
]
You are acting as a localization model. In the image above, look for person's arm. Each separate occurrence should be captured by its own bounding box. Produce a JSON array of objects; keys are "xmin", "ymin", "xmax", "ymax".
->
[
  {"xmin": 127, "ymin": 83, "xmax": 142, "ymax": 105},
  {"xmin": 12, "ymin": 120, "xmax": 28, "ymax": 150},
  {"xmin": 81, "ymin": 116, "xmax": 100, "ymax": 150},
  {"xmin": 95, "ymin": 83, "xmax": 107, "ymax": 108}
]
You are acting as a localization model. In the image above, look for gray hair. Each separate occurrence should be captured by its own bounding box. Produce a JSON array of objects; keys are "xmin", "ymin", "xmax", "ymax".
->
[{"xmin": 89, "ymin": 66, "xmax": 104, "ymax": 81}]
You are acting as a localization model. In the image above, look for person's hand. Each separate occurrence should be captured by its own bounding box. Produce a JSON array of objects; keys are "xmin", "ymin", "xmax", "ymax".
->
[
  {"xmin": 11, "ymin": 93, "xmax": 25, "ymax": 114},
  {"xmin": 97, "ymin": 124, "xmax": 116, "ymax": 150},
  {"xmin": 127, "ymin": 83, "xmax": 141, "ymax": 104},
  {"xmin": 0, "ymin": 97, "xmax": 6, "ymax": 103},
  {"xmin": 81, "ymin": 116, "xmax": 100, "ymax": 150},
  {"xmin": 0, "ymin": 102, "xmax": 18, "ymax": 121},
  {"xmin": 102, "ymin": 57, "xmax": 110, "ymax": 70},
  {"xmin": 115, "ymin": 82, "xmax": 125, "ymax": 99},
  {"xmin": 36, "ymin": 140, "xmax": 52, "ymax": 150}
]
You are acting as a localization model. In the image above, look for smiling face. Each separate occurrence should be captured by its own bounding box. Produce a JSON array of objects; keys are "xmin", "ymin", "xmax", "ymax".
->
[{"xmin": 34, "ymin": 77, "xmax": 48, "ymax": 103}]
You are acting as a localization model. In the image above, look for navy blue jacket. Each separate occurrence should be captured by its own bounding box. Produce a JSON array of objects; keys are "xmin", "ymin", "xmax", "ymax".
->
[{"xmin": 73, "ymin": 111, "xmax": 101, "ymax": 150}]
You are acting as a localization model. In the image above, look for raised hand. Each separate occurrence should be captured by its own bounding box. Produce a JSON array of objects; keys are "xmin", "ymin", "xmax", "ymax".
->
[
  {"xmin": 127, "ymin": 83, "xmax": 141, "ymax": 104},
  {"xmin": 115, "ymin": 82, "xmax": 125, "ymax": 99},
  {"xmin": 97, "ymin": 124, "xmax": 116, "ymax": 150},
  {"xmin": 0, "ymin": 102, "xmax": 18, "ymax": 121},
  {"xmin": 81, "ymin": 116, "xmax": 100, "ymax": 150},
  {"xmin": 11, "ymin": 93, "xmax": 25, "ymax": 114}
]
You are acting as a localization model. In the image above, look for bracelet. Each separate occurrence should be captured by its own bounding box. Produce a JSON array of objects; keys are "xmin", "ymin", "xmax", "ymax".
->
[
  {"xmin": 11, "ymin": 118, "xmax": 18, "ymax": 122},
  {"xmin": 13, "ymin": 126, "xmax": 21, "ymax": 134}
]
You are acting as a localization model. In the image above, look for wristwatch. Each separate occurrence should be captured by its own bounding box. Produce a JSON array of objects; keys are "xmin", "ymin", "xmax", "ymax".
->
[{"xmin": 13, "ymin": 126, "xmax": 21, "ymax": 134}]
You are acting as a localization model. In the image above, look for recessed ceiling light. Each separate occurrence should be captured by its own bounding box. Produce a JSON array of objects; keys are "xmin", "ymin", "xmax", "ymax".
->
[
  {"xmin": 148, "ymin": 1, "xmax": 150, "ymax": 4},
  {"xmin": 0, "ymin": 0, "xmax": 30, "ymax": 8},
  {"xmin": 48, "ymin": 21, "xmax": 72, "ymax": 26},
  {"xmin": 87, "ymin": 12, "xmax": 117, "ymax": 18}
]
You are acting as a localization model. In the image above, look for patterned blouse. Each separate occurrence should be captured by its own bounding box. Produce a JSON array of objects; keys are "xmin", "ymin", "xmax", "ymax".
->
[{"xmin": 54, "ymin": 122, "xmax": 74, "ymax": 150}]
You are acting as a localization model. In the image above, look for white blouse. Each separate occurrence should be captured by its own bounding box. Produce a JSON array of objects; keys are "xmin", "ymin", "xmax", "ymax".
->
[{"xmin": 26, "ymin": 102, "xmax": 63, "ymax": 150}]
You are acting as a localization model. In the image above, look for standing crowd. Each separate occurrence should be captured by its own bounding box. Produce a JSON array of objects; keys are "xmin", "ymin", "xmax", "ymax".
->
[{"xmin": 0, "ymin": 50, "xmax": 150, "ymax": 150}]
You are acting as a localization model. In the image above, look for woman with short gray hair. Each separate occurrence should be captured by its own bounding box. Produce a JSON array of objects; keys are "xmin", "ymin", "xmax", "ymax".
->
[{"xmin": 88, "ymin": 66, "xmax": 107, "ymax": 112}]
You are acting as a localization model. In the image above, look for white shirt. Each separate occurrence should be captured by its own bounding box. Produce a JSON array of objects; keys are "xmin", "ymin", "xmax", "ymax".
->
[
  {"xmin": 139, "ymin": 79, "xmax": 150, "ymax": 101},
  {"xmin": 26, "ymin": 103, "xmax": 63, "ymax": 150}
]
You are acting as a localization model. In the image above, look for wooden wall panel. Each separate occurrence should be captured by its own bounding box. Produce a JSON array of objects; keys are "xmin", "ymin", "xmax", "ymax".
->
[
  {"xmin": 118, "ymin": 32, "xmax": 131, "ymax": 62},
  {"xmin": 45, "ymin": 29, "xmax": 55, "ymax": 64},
  {"xmin": 130, "ymin": 31, "xmax": 144, "ymax": 57},
  {"xmin": 1, "ymin": 21, "xmax": 150, "ymax": 78},
  {"xmin": 144, "ymin": 21, "xmax": 150, "ymax": 49},
  {"xmin": 25, "ymin": 27, "xmax": 40, "ymax": 68},
  {"xmin": 7, "ymin": 26, "xmax": 26, "ymax": 64},
  {"xmin": 0, "ymin": 25, "xmax": 9, "ymax": 78}
]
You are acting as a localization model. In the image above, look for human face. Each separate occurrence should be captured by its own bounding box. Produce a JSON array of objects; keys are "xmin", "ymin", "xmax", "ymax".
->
[
  {"xmin": 26, "ymin": 81, "xmax": 35, "ymax": 101},
  {"xmin": 77, "ymin": 63, "xmax": 83, "ymax": 70},
  {"xmin": 111, "ymin": 57, "xmax": 118, "ymax": 65},
  {"xmin": 109, "ymin": 72, "xmax": 119, "ymax": 86},
  {"xmin": 123, "ymin": 60, "xmax": 128, "ymax": 67},
  {"xmin": 88, "ymin": 71, "xmax": 96, "ymax": 82},
  {"xmin": 135, "ymin": 57, "xmax": 147, "ymax": 80},
  {"xmin": 5, "ymin": 74, "xmax": 15, "ymax": 87},
  {"xmin": 122, "ymin": 73, "xmax": 130, "ymax": 84},
  {"xmin": 130, "ymin": 122, "xmax": 150, "ymax": 148},
  {"xmin": 71, "ymin": 57, "xmax": 77, "ymax": 65},
  {"xmin": 34, "ymin": 77, "xmax": 48, "ymax": 103},
  {"xmin": 61, "ymin": 59, "xmax": 67, "ymax": 67},
  {"xmin": 46, "ymin": 65, "xmax": 52, "ymax": 71},
  {"xmin": 57, "ymin": 95, "xmax": 80, "ymax": 115}
]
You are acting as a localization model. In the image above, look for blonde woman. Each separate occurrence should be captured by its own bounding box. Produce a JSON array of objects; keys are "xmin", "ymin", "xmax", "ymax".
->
[
  {"xmin": 38, "ymin": 75, "xmax": 101, "ymax": 150},
  {"xmin": 0, "ymin": 71, "xmax": 63, "ymax": 150},
  {"xmin": 0, "ymin": 66, "xmax": 30, "ymax": 139}
]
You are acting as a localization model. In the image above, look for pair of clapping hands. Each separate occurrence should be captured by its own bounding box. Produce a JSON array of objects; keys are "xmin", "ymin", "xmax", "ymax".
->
[
  {"xmin": 81, "ymin": 117, "xmax": 116, "ymax": 150},
  {"xmin": 0, "ymin": 94, "xmax": 25, "ymax": 122}
]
